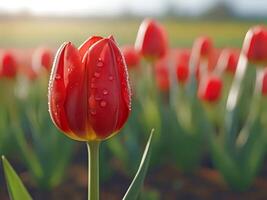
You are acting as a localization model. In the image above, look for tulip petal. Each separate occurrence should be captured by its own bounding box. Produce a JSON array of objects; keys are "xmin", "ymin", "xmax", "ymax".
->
[
  {"xmin": 108, "ymin": 39, "xmax": 131, "ymax": 131},
  {"xmin": 84, "ymin": 38, "xmax": 130, "ymax": 139},
  {"xmin": 63, "ymin": 43, "xmax": 88, "ymax": 139},
  {"xmin": 78, "ymin": 36, "xmax": 103, "ymax": 59},
  {"xmin": 48, "ymin": 42, "xmax": 71, "ymax": 133}
]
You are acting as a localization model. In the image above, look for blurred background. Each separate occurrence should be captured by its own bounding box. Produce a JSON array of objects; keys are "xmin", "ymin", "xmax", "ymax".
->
[
  {"xmin": 0, "ymin": 0, "xmax": 266, "ymax": 48},
  {"xmin": 0, "ymin": 0, "xmax": 267, "ymax": 200}
]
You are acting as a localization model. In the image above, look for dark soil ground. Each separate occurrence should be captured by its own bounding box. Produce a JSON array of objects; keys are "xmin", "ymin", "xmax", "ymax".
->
[
  {"xmin": 1, "ymin": 150, "xmax": 267, "ymax": 200},
  {"xmin": 1, "ymin": 164, "xmax": 267, "ymax": 200}
]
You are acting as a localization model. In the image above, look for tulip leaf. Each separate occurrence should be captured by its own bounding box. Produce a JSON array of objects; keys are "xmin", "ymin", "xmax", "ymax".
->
[
  {"xmin": 2, "ymin": 156, "xmax": 32, "ymax": 200},
  {"xmin": 122, "ymin": 129, "xmax": 154, "ymax": 200}
]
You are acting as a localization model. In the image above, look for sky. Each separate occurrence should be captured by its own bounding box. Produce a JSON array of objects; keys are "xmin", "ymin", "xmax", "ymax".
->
[{"xmin": 1, "ymin": 0, "xmax": 267, "ymax": 17}]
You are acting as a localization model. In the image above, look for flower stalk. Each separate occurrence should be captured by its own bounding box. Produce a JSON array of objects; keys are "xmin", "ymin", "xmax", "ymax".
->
[{"xmin": 87, "ymin": 141, "xmax": 100, "ymax": 200}]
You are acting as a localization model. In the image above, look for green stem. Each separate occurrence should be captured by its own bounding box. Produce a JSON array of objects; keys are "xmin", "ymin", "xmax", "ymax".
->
[{"xmin": 87, "ymin": 141, "xmax": 100, "ymax": 200}]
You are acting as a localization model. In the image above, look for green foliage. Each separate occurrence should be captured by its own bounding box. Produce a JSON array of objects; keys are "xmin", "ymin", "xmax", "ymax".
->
[
  {"xmin": 2, "ymin": 156, "xmax": 32, "ymax": 200},
  {"xmin": 123, "ymin": 129, "xmax": 154, "ymax": 200}
]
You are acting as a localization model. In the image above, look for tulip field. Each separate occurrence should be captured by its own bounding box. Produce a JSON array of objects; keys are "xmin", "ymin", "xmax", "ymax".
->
[{"xmin": 1, "ymin": 18, "xmax": 267, "ymax": 200}]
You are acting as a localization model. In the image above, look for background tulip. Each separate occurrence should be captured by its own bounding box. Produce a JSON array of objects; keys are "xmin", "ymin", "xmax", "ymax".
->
[
  {"xmin": 198, "ymin": 75, "xmax": 222, "ymax": 102},
  {"xmin": 32, "ymin": 47, "xmax": 54, "ymax": 73},
  {"xmin": 176, "ymin": 51, "xmax": 190, "ymax": 84},
  {"xmin": 216, "ymin": 49, "xmax": 239, "ymax": 75},
  {"xmin": 0, "ymin": 51, "xmax": 17, "ymax": 78},
  {"xmin": 155, "ymin": 56, "xmax": 170, "ymax": 92},
  {"xmin": 243, "ymin": 26, "xmax": 267, "ymax": 65},
  {"xmin": 194, "ymin": 36, "xmax": 213, "ymax": 59},
  {"xmin": 135, "ymin": 19, "xmax": 168, "ymax": 61},
  {"xmin": 122, "ymin": 45, "xmax": 141, "ymax": 69},
  {"xmin": 261, "ymin": 68, "xmax": 267, "ymax": 95}
]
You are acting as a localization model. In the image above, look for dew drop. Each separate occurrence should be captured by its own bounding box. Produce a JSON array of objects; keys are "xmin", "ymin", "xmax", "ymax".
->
[
  {"xmin": 91, "ymin": 83, "xmax": 97, "ymax": 89},
  {"xmin": 103, "ymin": 89, "xmax": 108, "ymax": 95},
  {"xmin": 117, "ymin": 57, "xmax": 121, "ymax": 62},
  {"xmin": 94, "ymin": 72, "xmax": 100, "ymax": 78},
  {"xmin": 108, "ymin": 76, "xmax": 114, "ymax": 81},
  {"xmin": 67, "ymin": 68, "xmax": 72, "ymax": 73},
  {"xmin": 91, "ymin": 110, "xmax": 97, "ymax": 115},
  {"xmin": 55, "ymin": 74, "xmax": 61, "ymax": 80},
  {"xmin": 95, "ymin": 96, "xmax": 102, "ymax": 101},
  {"xmin": 97, "ymin": 59, "xmax": 104, "ymax": 67},
  {"xmin": 100, "ymin": 100, "xmax": 107, "ymax": 107},
  {"xmin": 91, "ymin": 77, "xmax": 96, "ymax": 82}
]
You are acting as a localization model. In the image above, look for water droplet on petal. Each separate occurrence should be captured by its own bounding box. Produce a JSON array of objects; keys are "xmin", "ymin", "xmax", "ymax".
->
[
  {"xmin": 94, "ymin": 72, "xmax": 100, "ymax": 78},
  {"xmin": 91, "ymin": 110, "xmax": 96, "ymax": 115},
  {"xmin": 55, "ymin": 74, "xmax": 61, "ymax": 80},
  {"xmin": 108, "ymin": 76, "xmax": 114, "ymax": 81},
  {"xmin": 67, "ymin": 68, "xmax": 72, "ymax": 73},
  {"xmin": 91, "ymin": 77, "xmax": 96, "ymax": 82},
  {"xmin": 100, "ymin": 100, "xmax": 107, "ymax": 107},
  {"xmin": 97, "ymin": 59, "xmax": 104, "ymax": 67},
  {"xmin": 91, "ymin": 83, "xmax": 97, "ymax": 89},
  {"xmin": 103, "ymin": 89, "xmax": 108, "ymax": 95},
  {"xmin": 95, "ymin": 96, "xmax": 102, "ymax": 101}
]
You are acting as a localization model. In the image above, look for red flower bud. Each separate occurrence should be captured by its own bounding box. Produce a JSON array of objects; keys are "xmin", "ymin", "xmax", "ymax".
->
[
  {"xmin": 216, "ymin": 49, "xmax": 239, "ymax": 74},
  {"xmin": 121, "ymin": 45, "xmax": 141, "ymax": 69},
  {"xmin": 155, "ymin": 57, "xmax": 169, "ymax": 91},
  {"xmin": 0, "ymin": 51, "xmax": 17, "ymax": 78},
  {"xmin": 243, "ymin": 26, "xmax": 267, "ymax": 64},
  {"xmin": 262, "ymin": 68, "xmax": 267, "ymax": 95},
  {"xmin": 225, "ymin": 50, "xmax": 239, "ymax": 74},
  {"xmin": 198, "ymin": 75, "xmax": 222, "ymax": 103},
  {"xmin": 32, "ymin": 47, "xmax": 54, "ymax": 72},
  {"xmin": 135, "ymin": 19, "xmax": 168, "ymax": 60},
  {"xmin": 48, "ymin": 36, "xmax": 131, "ymax": 141},
  {"xmin": 193, "ymin": 36, "xmax": 213, "ymax": 59},
  {"xmin": 176, "ymin": 51, "xmax": 190, "ymax": 84}
]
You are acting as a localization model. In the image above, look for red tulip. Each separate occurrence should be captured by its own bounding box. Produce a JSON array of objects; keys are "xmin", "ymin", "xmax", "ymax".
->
[
  {"xmin": 262, "ymin": 68, "xmax": 267, "ymax": 95},
  {"xmin": 216, "ymin": 49, "xmax": 239, "ymax": 74},
  {"xmin": 243, "ymin": 26, "xmax": 267, "ymax": 64},
  {"xmin": 121, "ymin": 45, "xmax": 141, "ymax": 69},
  {"xmin": 176, "ymin": 51, "xmax": 190, "ymax": 84},
  {"xmin": 155, "ymin": 57, "xmax": 169, "ymax": 91},
  {"xmin": 198, "ymin": 75, "xmax": 222, "ymax": 103},
  {"xmin": 48, "ymin": 36, "xmax": 131, "ymax": 141},
  {"xmin": 193, "ymin": 36, "xmax": 213, "ymax": 59},
  {"xmin": 224, "ymin": 50, "xmax": 239, "ymax": 74},
  {"xmin": 32, "ymin": 47, "xmax": 54, "ymax": 72},
  {"xmin": 192, "ymin": 37, "xmax": 213, "ymax": 81},
  {"xmin": 0, "ymin": 51, "xmax": 17, "ymax": 78},
  {"xmin": 135, "ymin": 19, "xmax": 168, "ymax": 60}
]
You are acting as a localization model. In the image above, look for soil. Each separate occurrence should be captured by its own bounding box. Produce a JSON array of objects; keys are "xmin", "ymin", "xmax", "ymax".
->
[
  {"xmin": 1, "ymin": 151, "xmax": 267, "ymax": 200},
  {"xmin": 1, "ymin": 163, "xmax": 267, "ymax": 200}
]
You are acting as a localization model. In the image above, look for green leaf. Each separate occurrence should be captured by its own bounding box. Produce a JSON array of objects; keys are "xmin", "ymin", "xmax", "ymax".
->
[
  {"xmin": 122, "ymin": 129, "xmax": 154, "ymax": 200},
  {"xmin": 2, "ymin": 156, "xmax": 32, "ymax": 200}
]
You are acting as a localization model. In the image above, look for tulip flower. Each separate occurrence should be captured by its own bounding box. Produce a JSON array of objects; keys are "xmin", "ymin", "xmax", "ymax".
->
[
  {"xmin": 216, "ymin": 49, "xmax": 239, "ymax": 75},
  {"xmin": 32, "ymin": 47, "xmax": 54, "ymax": 72},
  {"xmin": 195, "ymin": 36, "xmax": 213, "ymax": 59},
  {"xmin": 121, "ymin": 45, "xmax": 141, "ymax": 69},
  {"xmin": 191, "ymin": 37, "xmax": 213, "ymax": 79},
  {"xmin": 176, "ymin": 51, "xmax": 190, "ymax": 84},
  {"xmin": 261, "ymin": 68, "xmax": 267, "ymax": 95},
  {"xmin": 135, "ymin": 19, "xmax": 168, "ymax": 61},
  {"xmin": 227, "ymin": 26, "xmax": 267, "ymax": 114},
  {"xmin": 242, "ymin": 26, "xmax": 267, "ymax": 65},
  {"xmin": 49, "ymin": 36, "xmax": 131, "ymax": 141},
  {"xmin": 48, "ymin": 35, "xmax": 131, "ymax": 200},
  {"xmin": 0, "ymin": 51, "xmax": 17, "ymax": 78},
  {"xmin": 225, "ymin": 51, "xmax": 239, "ymax": 74},
  {"xmin": 198, "ymin": 75, "xmax": 222, "ymax": 103},
  {"xmin": 155, "ymin": 57, "xmax": 169, "ymax": 92}
]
